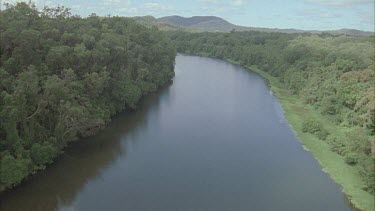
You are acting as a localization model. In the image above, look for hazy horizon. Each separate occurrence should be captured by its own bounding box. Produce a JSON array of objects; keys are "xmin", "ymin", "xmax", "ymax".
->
[{"xmin": 2, "ymin": 0, "xmax": 375, "ymax": 32}]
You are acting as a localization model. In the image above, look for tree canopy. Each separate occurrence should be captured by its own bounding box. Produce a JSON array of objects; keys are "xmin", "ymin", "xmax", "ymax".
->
[{"xmin": 0, "ymin": 2, "xmax": 176, "ymax": 189}]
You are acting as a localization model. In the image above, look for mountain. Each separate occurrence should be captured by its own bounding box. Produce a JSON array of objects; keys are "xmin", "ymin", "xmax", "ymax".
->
[
  {"xmin": 158, "ymin": 15, "xmax": 227, "ymax": 27},
  {"xmin": 132, "ymin": 16, "xmax": 181, "ymax": 31},
  {"xmin": 133, "ymin": 15, "xmax": 374, "ymax": 36},
  {"xmin": 157, "ymin": 15, "xmax": 302, "ymax": 33},
  {"xmin": 325, "ymin": 28, "xmax": 374, "ymax": 36}
]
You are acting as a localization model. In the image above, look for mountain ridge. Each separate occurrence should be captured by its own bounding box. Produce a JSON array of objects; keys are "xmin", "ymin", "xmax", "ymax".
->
[{"xmin": 133, "ymin": 15, "xmax": 374, "ymax": 36}]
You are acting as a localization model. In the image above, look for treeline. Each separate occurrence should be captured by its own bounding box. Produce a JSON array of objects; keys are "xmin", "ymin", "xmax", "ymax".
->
[
  {"xmin": 167, "ymin": 30, "xmax": 375, "ymax": 193},
  {"xmin": 0, "ymin": 2, "xmax": 176, "ymax": 189}
]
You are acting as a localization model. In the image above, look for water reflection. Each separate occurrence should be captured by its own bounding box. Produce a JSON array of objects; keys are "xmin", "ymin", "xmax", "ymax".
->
[{"xmin": 0, "ymin": 83, "xmax": 172, "ymax": 211}]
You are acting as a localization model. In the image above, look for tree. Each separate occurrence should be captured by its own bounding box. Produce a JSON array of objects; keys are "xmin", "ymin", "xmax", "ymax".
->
[{"xmin": 0, "ymin": 3, "xmax": 176, "ymax": 189}]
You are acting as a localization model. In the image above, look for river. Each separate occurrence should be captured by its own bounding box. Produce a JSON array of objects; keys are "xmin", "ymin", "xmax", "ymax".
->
[{"xmin": 0, "ymin": 55, "xmax": 354, "ymax": 211}]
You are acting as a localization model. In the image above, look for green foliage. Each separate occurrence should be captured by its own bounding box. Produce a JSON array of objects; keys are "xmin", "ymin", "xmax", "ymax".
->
[
  {"xmin": 302, "ymin": 118, "xmax": 329, "ymax": 140},
  {"xmin": 0, "ymin": 155, "xmax": 30, "ymax": 186},
  {"xmin": 0, "ymin": 2, "xmax": 175, "ymax": 189},
  {"xmin": 343, "ymin": 128, "xmax": 372, "ymax": 158},
  {"xmin": 326, "ymin": 135, "xmax": 346, "ymax": 155},
  {"xmin": 357, "ymin": 155, "xmax": 375, "ymax": 193},
  {"xmin": 344, "ymin": 153, "xmax": 359, "ymax": 165},
  {"xmin": 30, "ymin": 143, "xmax": 59, "ymax": 166},
  {"xmin": 316, "ymin": 129, "xmax": 330, "ymax": 141},
  {"xmin": 328, "ymin": 128, "xmax": 374, "ymax": 192},
  {"xmin": 302, "ymin": 118, "xmax": 322, "ymax": 133}
]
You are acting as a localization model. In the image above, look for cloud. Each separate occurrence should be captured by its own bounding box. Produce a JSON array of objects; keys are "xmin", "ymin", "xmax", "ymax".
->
[
  {"xmin": 103, "ymin": 0, "xmax": 121, "ymax": 5},
  {"xmin": 71, "ymin": 5, "xmax": 81, "ymax": 10},
  {"xmin": 115, "ymin": 2, "xmax": 174, "ymax": 16},
  {"xmin": 2, "ymin": 0, "xmax": 41, "ymax": 5},
  {"xmin": 307, "ymin": 0, "xmax": 373, "ymax": 7},
  {"xmin": 140, "ymin": 2, "xmax": 174, "ymax": 14},
  {"xmin": 230, "ymin": 0, "xmax": 248, "ymax": 6},
  {"xmin": 197, "ymin": 0, "xmax": 251, "ymax": 16},
  {"xmin": 102, "ymin": 0, "xmax": 132, "ymax": 6},
  {"xmin": 1, "ymin": 0, "xmax": 61, "ymax": 9},
  {"xmin": 199, "ymin": 0, "xmax": 220, "ymax": 3},
  {"xmin": 295, "ymin": 8, "xmax": 341, "ymax": 19},
  {"xmin": 2, "ymin": 0, "xmax": 74, "ymax": 9},
  {"xmin": 2, "ymin": 0, "xmax": 31, "ymax": 3},
  {"xmin": 357, "ymin": 11, "xmax": 375, "ymax": 26},
  {"xmin": 199, "ymin": 0, "xmax": 250, "ymax": 7},
  {"xmin": 118, "ymin": 7, "xmax": 138, "ymax": 13}
]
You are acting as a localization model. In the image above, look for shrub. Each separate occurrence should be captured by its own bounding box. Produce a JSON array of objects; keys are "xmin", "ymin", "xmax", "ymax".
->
[
  {"xmin": 344, "ymin": 153, "xmax": 359, "ymax": 165},
  {"xmin": 357, "ymin": 156, "xmax": 375, "ymax": 194},
  {"xmin": 0, "ymin": 155, "xmax": 30, "ymax": 187},
  {"xmin": 320, "ymin": 96, "xmax": 337, "ymax": 115},
  {"xmin": 316, "ymin": 129, "xmax": 329, "ymax": 140},
  {"xmin": 344, "ymin": 128, "xmax": 371, "ymax": 156},
  {"xmin": 31, "ymin": 142, "xmax": 59, "ymax": 166},
  {"xmin": 302, "ymin": 118, "xmax": 321, "ymax": 133},
  {"xmin": 326, "ymin": 135, "xmax": 346, "ymax": 155},
  {"xmin": 302, "ymin": 118, "xmax": 330, "ymax": 140}
]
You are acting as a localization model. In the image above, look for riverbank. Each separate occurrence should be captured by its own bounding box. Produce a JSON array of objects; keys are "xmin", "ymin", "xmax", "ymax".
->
[
  {"xmin": 227, "ymin": 60, "xmax": 374, "ymax": 211},
  {"xmin": 0, "ymin": 80, "xmax": 175, "ymax": 195},
  {"xmin": 176, "ymin": 53, "xmax": 374, "ymax": 210}
]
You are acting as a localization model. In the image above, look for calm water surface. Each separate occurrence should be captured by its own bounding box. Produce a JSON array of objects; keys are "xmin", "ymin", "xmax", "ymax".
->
[{"xmin": 0, "ymin": 55, "xmax": 354, "ymax": 211}]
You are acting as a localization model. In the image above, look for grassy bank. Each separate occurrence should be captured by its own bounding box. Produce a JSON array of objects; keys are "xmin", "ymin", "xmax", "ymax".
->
[
  {"xmin": 235, "ymin": 61, "xmax": 374, "ymax": 211},
  {"xmin": 194, "ymin": 54, "xmax": 375, "ymax": 210}
]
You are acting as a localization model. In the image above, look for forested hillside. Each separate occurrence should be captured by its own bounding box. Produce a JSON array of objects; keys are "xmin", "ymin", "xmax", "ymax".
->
[
  {"xmin": 0, "ymin": 3, "xmax": 176, "ymax": 190},
  {"xmin": 167, "ymin": 31, "xmax": 375, "ymax": 194}
]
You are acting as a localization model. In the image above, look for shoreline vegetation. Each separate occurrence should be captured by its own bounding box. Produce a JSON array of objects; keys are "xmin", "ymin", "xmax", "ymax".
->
[
  {"xmin": 191, "ymin": 53, "xmax": 374, "ymax": 211},
  {"xmin": 241, "ymin": 62, "xmax": 374, "ymax": 211}
]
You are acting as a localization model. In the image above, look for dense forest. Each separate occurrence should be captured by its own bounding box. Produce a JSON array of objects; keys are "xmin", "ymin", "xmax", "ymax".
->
[
  {"xmin": 0, "ymin": 3, "xmax": 176, "ymax": 190},
  {"xmin": 167, "ymin": 31, "xmax": 375, "ymax": 194}
]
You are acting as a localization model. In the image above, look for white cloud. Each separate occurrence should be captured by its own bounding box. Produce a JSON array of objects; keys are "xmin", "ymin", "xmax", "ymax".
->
[
  {"xmin": 199, "ymin": 0, "xmax": 220, "ymax": 3},
  {"xmin": 71, "ymin": 5, "xmax": 81, "ymax": 10},
  {"xmin": 2, "ymin": 0, "xmax": 41, "ymax": 5},
  {"xmin": 358, "ymin": 11, "xmax": 375, "ymax": 26},
  {"xmin": 295, "ymin": 8, "xmax": 341, "ymax": 19},
  {"xmin": 230, "ymin": 0, "xmax": 247, "ymax": 6},
  {"xmin": 140, "ymin": 2, "xmax": 174, "ymax": 14},
  {"xmin": 197, "ymin": 0, "xmax": 250, "ymax": 16},
  {"xmin": 1, "ymin": 0, "xmax": 60, "ymax": 9},
  {"xmin": 118, "ymin": 7, "xmax": 138, "ymax": 13},
  {"xmin": 199, "ymin": 0, "xmax": 250, "ymax": 7},
  {"xmin": 3, "ymin": 0, "xmax": 31, "ymax": 3},
  {"xmin": 1, "ymin": 0, "xmax": 69, "ymax": 9},
  {"xmin": 45, "ymin": 1, "xmax": 57, "ymax": 7},
  {"xmin": 318, "ymin": 12, "xmax": 336, "ymax": 18},
  {"xmin": 102, "ymin": 0, "xmax": 132, "ymax": 6},
  {"xmin": 143, "ymin": 2, "xmax": 164, "ymax": 10},
  {"xmin": 103, "ymin": 0, "xmax": 121, "ymax": 5},
  {"xmin": 307, "ymin": 0, "xmax": 373, "ymax": 7}
]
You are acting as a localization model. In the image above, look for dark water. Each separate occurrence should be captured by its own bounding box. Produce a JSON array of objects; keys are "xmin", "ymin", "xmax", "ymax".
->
[{"xmin": 0, "ymin": 55, "xmax": 354, "ymax": 211}]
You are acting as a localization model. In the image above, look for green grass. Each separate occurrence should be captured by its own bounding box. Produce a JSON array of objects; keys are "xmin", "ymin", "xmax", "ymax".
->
[{"xmin": 224, "ymin": 59, "xmax": 374, "ymax": 211}]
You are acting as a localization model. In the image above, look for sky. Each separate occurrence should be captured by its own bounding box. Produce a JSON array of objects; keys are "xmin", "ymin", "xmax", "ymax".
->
[{"xmin": 2, "ymin": 0, "xmax": 375, "ymax": 31}]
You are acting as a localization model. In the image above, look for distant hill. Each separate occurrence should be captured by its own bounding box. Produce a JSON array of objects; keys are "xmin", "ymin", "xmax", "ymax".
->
[
  {"xmin": 132, "ymin": 16, "xmax": 181, "ymax": 31},
  {"xmin": 133, "ymin": 15, "xmax": 374, "ymax": 36},
  {"xmin": 158, "ymin": 16, "xmax": 227, "ymax": 27},
  {"xmin": 325, "ymin": 28, "xmax": 374, "ymax": 36},
  {"xmin": 157, "ymin": 15, "xmax": 305, "ymax": 33}
]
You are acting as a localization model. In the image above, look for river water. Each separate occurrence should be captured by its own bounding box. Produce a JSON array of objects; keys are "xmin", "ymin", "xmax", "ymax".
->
[{"xmin": 0, "ymin": 55, "xmax": 354, "ymax": 211}]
